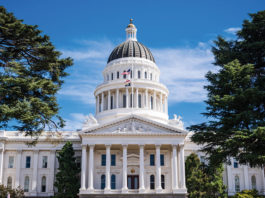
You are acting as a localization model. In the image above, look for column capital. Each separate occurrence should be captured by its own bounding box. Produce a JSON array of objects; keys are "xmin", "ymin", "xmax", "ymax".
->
[
  {"xmin": 178, "ymin": 143, "xmax": 185, "ymax": 148},
  {"xmin": 105, "ymin": 144, "xmax": 111, "ymax": 148},
  {"xmin": 138, "ymin": 144, "xmax": 145, "ymax": 148},
  {"xmin": 33, "ymin": 150, "xmax": 39, "ymax": 154},
  {"xmin": 88, "ymin": 144, "xmax": 95, "ymax": 148},
  {"xmin": 155, "ymin": 144, "xmax": 161, "ymax": 149},
  {"xmin": 17, "ymin": 149, "xmax": 22, "ymax": 154},
  {"xmin": 122, "ymin": 144, "xmax": 128, "ymax": 148},
  {"xmin": 82, "ymin": 145, "xmax": 87, "ymax": 149}
]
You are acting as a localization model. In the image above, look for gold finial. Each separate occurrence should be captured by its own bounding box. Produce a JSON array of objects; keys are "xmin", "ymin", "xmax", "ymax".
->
[{"xmin": 127, "ymin": 18, "xmax": 135, "ymax": 28}]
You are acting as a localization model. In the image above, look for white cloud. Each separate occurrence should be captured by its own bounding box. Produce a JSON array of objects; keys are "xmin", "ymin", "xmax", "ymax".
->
[
  {"xmin": 152, "ymin": 45, "xmax": 215, "ymax": 103},
  {"xmin": 60, "ymin": 39, "xmax": 215, "ymax": 105},
  {"xmin": 224, "ymin": 27, "xmax": 241, "ymax": 34},
  {"xmin": 63, "ymin": 113, "xmax": 86, "ymax": 131}
]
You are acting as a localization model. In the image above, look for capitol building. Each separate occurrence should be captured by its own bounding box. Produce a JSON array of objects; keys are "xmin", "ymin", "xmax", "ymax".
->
[{"xmin": 0, "ymin": 20, "xmax": 264, "ymax": 198}]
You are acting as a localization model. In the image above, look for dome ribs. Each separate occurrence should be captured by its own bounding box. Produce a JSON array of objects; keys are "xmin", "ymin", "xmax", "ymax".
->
[{"xmin": 107, "ymin": 40, "xmax": 155, "ymax": 63}]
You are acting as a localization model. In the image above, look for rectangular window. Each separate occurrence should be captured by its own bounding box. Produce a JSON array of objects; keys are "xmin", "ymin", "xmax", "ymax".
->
[
  {"xmin": 234, "ymin": 161, "xmax": 238, "ymax": 168},
  {"xmin": 111, "ymin": 96, "xmax": 113, "ymax": 109},
  {"xmin": 150, "ymin": 154, "xmax": 155, "ymax": 166},
  {"xmin": 130, "ymin": 94, "xmax": 133, "ymax": 107},
  {"xmin": 160, "ymin": 154, "xmax": 164, "ymax": 166},
  {"xmin": 138, "ymin": 71, "xmax": 141, "ymax": 79},
  {"xmin": 101, "ymin": 154, "xmax": 106, "ymax": 166},
  {"xmin": 111, "ymin": 154, "xmax": 116, "ymax": 166},
  {"xmin": 123, "ymin": 70, "xmax": 126, "ymax": 79},
  {"xmin": 42, "ymin": 156, "xmax": 48, "ymax": 168},
  {"xmin": 26, "ymin": 156, "xmax": 31, "ymax": 168},
  {"xmin": 117, "ymin": 71, "xmax": 119, "ymax": 79},
  {"xmin": 8, "ymin": 156, "xmax": 14, "ymax": 168},
  {"xmin": 138, "ymin": 94, "xmax": 142, "ymax": 108},
  {"xmin": 150, "ymin": 73, "xmax": 152, "ymax": 80},
  {"xmin": 130, "ymin": 70, "xmax": 133, "ymax": 78},
  {"xmin": 111, "ymin": 73, "xmax": 113, "ymax": 80},
  {"xmin": 123, "ymin": 94, "xmax": 126, "ymax": 108}
]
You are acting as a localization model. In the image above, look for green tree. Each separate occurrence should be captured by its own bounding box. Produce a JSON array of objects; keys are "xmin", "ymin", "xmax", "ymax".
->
[
  {"xmin": 0, "ymin": 184, "xmax": 24, "ymax": 198},
  {"xmin": 185, "ymin": 153, "xmax": 227, "ymax": 198},
  {"xmin": 54, "ymin": 141, "xmax": 80, "ymax": 198},
  {"xmin": 0, "ymin": 6, "xmax": 73, "ymax": 138},
  {"xmin": 189, "ymin": 10, "xmax": 265, "ymax": 167}
]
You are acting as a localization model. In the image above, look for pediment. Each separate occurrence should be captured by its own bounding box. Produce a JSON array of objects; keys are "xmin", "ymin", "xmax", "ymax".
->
[{"xmin": 81, "ymin": 115, "xmax": 187, "ymax": 135}]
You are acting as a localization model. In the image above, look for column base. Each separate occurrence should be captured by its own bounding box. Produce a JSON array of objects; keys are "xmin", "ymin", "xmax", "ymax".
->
[
  {"xmin": 104, "ymin": 188, "xmax": 111, "ymax": 194},
  {"xmin": 156, "ymin": 187, "xmax": 163, "ymax": 193},
  {"xmin": 122, "ymin": 187, "xmax": 128, "ymax": 193},
  {"xmin": 87, "ymin": 188, "xmax": 94, "ymax": 193},
  {"xmin": 29, "ymin": 191, "xmax": 37, "ymax": 196},
  {"xmin": 139, "ymin": 188, "xmax": 146, "ymax": 193},
  {"xmin": 177, "ymin": 188, "xmax": 187, "ymax": 194}
]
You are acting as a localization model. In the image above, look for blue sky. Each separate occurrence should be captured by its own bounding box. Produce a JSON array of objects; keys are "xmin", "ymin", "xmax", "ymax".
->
[{"xmin": 2, "ymin": 0, "xmax": 265, "ymax": 130}]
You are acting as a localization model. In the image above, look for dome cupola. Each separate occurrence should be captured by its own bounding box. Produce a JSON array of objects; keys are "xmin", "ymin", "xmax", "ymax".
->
[{"xmin": 107, "ymin": 19, "xmax": 155, "ymax": 63}]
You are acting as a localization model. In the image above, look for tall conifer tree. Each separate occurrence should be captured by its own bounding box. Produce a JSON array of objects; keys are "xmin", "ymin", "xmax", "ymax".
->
[
  {"xmin": 0, "ymin": 6, "xmax": 73, "ymax": 137},
  {"xmin": 189, "ymin": 11, "xmax": 265, "ymax": 167},
  {"xmin": 54, "ymin": 142, "xmax": 80, "ymax": 198}
]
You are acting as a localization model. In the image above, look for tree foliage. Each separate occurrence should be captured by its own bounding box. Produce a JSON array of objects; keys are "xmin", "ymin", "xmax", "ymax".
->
[
  {"xmin": 0, "ymin": 184, "xmax": 24, "ymax": 198},
  {"xmin": 232, "ymin": 189, "xmax": 264, "ymax": 198},
  {"xmin": 54, "ymin": 141, "xmax": 80, "ymax": 198},
  {"xmin": 0, "ymin": 6, "xmax": 73, "ymax": 137},
  {"xmin": 189, "ymin": 10, "xmax": 265, "ymax": 167},
  {"xmin": 185, "ymin": 153, "xmax": 227, "ymax": 198}
]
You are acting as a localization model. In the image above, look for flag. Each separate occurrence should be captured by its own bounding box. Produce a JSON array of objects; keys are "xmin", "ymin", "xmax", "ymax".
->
[
  {"xmin": 124, "ymin": 79, "xmax": 131, "ymax": 87},
  {"xmin": 121, "ymin": 69, "xmax": 131, "ymax": 75}
]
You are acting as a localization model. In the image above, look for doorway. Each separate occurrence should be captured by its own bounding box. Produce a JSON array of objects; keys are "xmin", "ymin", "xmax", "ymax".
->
[{"xmin": 127, "ymin": 175, "xmax": 139, "ymax": 189}]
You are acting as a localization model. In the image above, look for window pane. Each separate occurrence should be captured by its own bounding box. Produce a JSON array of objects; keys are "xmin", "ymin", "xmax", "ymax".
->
[
  {"xmin": 7, "ymin": 177, "xmax": 12, "ymax": 188},
  {"xmin": 150, "ymin": 154, "xmax": 155, "ymax": 166},
  {"xmin": 111, "ymin": 154, "xmax": 116, "ymax": 166},
  {"xmin": 26, "ymin": 156, "xmax": 31, "ymax": 168},
  {"xmin": 111, "ymin": 174, "xmax": 116, "ymax": 189},
  {"xmin": 251, "ymin": 175, "xmax": 256, "ymax": 189},
  {"xmin": 42, "ymin": 156, "xmax": 48, "ymax": 168},
  {"xmin": 101, "ymin": 154, "xmax": 106, "ymax": 166},
  {"xmin": 41, "ymin": 176, "xmax": 46, "ymax": 192},
  {"xmin": 8, "ymin": 156, "xmax": 14, "ymax": 168},
  {"xmin": 117, "ymin": 71, "xmax": 119, "ymax": 79},
  {"xmin": 123, "ymin": 95, "xmax": 126, "ymax": 108},
  {"xmin": 24, "ymin": 176, "xmax": 29, "ymax": 192},
  {"xmin": 161, "ymin": 175, "xmax": 165, "ymax": 189},
  {"xmin": 150, "ymin": 175, "xmax": 155, "ymax": 189},
  {"xmin": 138, "ymin": 71, "xmax": 141, "ymax": 79},
  {"xmin": 111, "ymin": 96, "xmax": 113, "ymax": 109},
  {"xmin": 160, "ymin": 154, "xmax": 164, "ymax": 166},
  {"xmin": 138, "ymin": 94, "xmax": 141, "ymax": 108},
  {"xmin": 235, "ymin": 176, "xmax": 240, "ymax": 192},
  {"xmin": 101, "ymin": 175, "xmax": 105, "ymax": 189}
]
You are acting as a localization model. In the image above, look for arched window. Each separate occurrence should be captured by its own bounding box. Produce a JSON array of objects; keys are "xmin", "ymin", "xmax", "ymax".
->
[
  {"xmin": 7, "ymin": 176, "xmax": 12, "ymax": 188},
  {"xmin": 150, "ymin": 175, "xmax": 155, "ymax": 190},
  {"xmin": 150, "ymin": 96, "xmax": 153, "ymax": 109},
  {"xmin": 138, "ymin": 94, "xmax": 142, "ymax": 108},
  {"xmin": 101, "ymin": 174, "xmax": 106, "ymax": 189},
  {"xmin": 161, "ymin": 175, "xmax": 165, "ymax": 189},
  {"xmin": 41, "ymin": 176, "xmax": 46, "ymax": 192},
  {"xmin": 111, "ymin": 174, "xmax": 116, "ymax": 189},
  {"xmin": 111, "ymin": 73, "xmax": 113, "ymax": 80},
  {"xmin": 145, "ymin": 71, "xmax": 147, "ymax": 79},
  {"xmin": 251, "ymin": 175, "xmax": 256, "ymax": 190},
  {"xmin": 138, "ymin": 70, "xmax": 141, "ymax": 79},
  {"xmin": 117, "ymin": 71, "xmax": 119, "ymax": 79},
  {"xmin": 235, "ymin": 175, "xmax": 240, "ymax": 192},
  {"xmin": 24, "ymin": 176, "xmax": 29, "ymax": 192}
]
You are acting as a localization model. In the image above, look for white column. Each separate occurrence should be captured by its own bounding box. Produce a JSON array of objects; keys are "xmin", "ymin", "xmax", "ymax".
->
[
  {"xmin": 96, "ymin": 95, "xmax": 99, "ymax": 114},
  {"xmin": 243, "ymin": 165, "xmax": 249, "ymax": 190},
  {"xmin": 105, "ymin": 144, "xmax": 111, "ymax": 192},
  {"xmin": 139, "ymin": 145, "xmax": 145, "ymax": 193},
  {"xmin": 261, "ymin": 168, "xmax": 265, "ymax": 195},
  {"xmin": 108, "ymin": 90, "xmax": 111, "ymax": 110},
  {"xmin": 101, "ymin": 92, "xmax": 104, "ymax": 112},
  {"xmin": 48, "ymin": 150, "xmax": 56, "ymax": 196},
  {"xmin": 88, "ymin": 145, "xmax": 95, "ymax": 191},
  {"xmin": 155, "ymin": 145, "xmax": 162, "ymax": 192},
  {"xmin": 227, "ymin": 163, "xmax": 233, "ymax": 195},
  {"xmin": 15, "ymin": 150, "xmax": 22, "ymax": 188},
  {"xmin": 0, "ymin": 144, "xmax": 4, "ymax": 184},
  {"xmin": 81, "ymin": 145, "xmax": 87, "ymax": 190},
  {"xmin": 145, "ymin": 89, "xmax": 148, "ymax": 109},
  {"xmin": 160, "ymin": 93, "xmax": 163, "ymax": 112},
  {"xmin": 32, "ymin": 150, "xmax": 39, "ymax": 194},
  {"xmin": 154, "ymin": 90, "xmax": 157, "ymax": 111},
  {"xmin": 136, "ymin": 88, "xmax": 139, "ymax": 108},
  {"xmin": 126, "ymin": 88, "xmax": 129, "ymax": 108},
  {"xmin": 116, "ymin": 89, "xmax": 119, "ymax": 108},
  {"xmin": 122, "ymin": 145, "xmax": 128, "ymax": 193},
  {"xmin": 179, "ymin": 144, "xmax": 186, "ymax": 189},
  {"xmin": 165, "ymin": 96, "xmax": 168, "ymax": 114},
  {"xmin": 172, "ymin": 145, "xmax": 179, "ymax": 192}
]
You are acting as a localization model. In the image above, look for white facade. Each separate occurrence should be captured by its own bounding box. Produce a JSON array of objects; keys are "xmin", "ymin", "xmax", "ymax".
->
[{"xmin": 0, "ymin": 20, "xmax": 264, "ymax": 197}]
